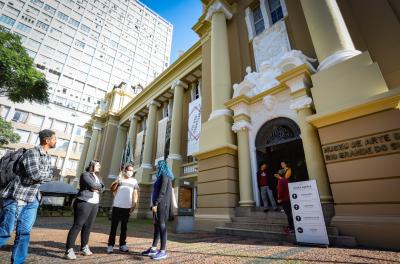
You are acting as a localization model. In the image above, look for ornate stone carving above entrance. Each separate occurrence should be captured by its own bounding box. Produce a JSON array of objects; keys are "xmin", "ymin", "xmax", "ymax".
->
[
  {"xmin": 232, "ymin": 50, "xmax": 316, "ymax": 99},
  {"xmin": 252, "ymin": 20, "xmax": 291, "ymax": 71}
]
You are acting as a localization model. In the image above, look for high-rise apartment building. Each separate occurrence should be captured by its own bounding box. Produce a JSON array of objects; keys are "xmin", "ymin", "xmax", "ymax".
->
[{"xmin": 0, "ymin": 0, "xmax": 173, "ymax": 181}]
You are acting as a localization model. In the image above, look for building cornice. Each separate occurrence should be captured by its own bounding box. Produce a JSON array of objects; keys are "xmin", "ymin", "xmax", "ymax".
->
[
  {"xmin": 117, "ymin": 40, "xmax": 202, "ymax": 122},
  {"xmin": 307, "ymin": 88, "xmax": 400, "ymax": 128}
]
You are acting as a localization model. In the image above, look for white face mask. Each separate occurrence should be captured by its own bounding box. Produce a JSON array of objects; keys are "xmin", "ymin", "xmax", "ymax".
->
[{"xmin": 126, "ymin": 171, "xmax": 134, "ymax": 177}]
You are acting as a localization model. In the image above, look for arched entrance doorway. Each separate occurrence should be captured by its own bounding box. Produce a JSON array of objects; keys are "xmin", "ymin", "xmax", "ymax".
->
[{"xmin": 255, "ymin": 117, "xmax": 308, "ymax": 205}]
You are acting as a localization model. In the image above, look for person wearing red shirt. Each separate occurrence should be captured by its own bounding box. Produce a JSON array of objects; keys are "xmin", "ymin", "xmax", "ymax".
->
[{"xmin": 257, "ymin": 163, "xmax": 277, "ymax": 212}]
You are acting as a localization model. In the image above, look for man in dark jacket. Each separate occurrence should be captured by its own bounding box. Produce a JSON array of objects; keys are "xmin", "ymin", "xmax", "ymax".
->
[
  {"xmin": 257, "ymin": 163, "xmax": 277, "ymax": 212},
  {"xmin": 0, "ymin": 129, "xmax": 56, "ymax": 264}
]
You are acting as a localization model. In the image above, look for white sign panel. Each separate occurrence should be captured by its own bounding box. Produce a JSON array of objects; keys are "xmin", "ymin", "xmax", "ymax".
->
[
  {"xmin": 187, "ymin": 97, "xmax": 201, "ymax": 156},
  {"xmin": 288, "ymin": 180, "xmax": 329, "ymax": 245},
  {"xmin": 155, "ymin": 117, "xmax": 168, "ymax": 164},
  {"xmin": 133, "ymin": 131, "xmax": 144, "ymax": 167}
]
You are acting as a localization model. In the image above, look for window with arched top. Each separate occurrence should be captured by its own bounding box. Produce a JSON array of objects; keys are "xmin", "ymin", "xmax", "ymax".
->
[{"xmin": 255, "ymin": 117, "xmax": 300, "ymax": 151}]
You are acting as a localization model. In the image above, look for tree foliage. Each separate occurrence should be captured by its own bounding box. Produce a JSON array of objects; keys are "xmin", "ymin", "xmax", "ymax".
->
[
  {"xmin": 0, "ymin": 27, "xmax": 49, "ymax": 104},
  {"xmin": 0, "ymin": 117, "xmax": 20, "ymax": 147}
]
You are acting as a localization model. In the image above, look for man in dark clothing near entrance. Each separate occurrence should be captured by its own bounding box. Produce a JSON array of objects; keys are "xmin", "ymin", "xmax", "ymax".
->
[
  {"xmin": 257, "ymin": 163, "xmax": 277, "ymax": 212},
  {"xmin": 277, "ymin": 177, "xmax": 294, "ymax": 233}
]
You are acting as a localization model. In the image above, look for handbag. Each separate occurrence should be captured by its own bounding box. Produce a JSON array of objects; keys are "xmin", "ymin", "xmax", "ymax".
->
[{"xmin": 110, "ymin": 180, "xmax": 119, "ymax": 194}]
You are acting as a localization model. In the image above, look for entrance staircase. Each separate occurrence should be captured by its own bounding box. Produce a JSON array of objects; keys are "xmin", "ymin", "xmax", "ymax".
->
[{"xmin": 216, "ymin": 207, "xmax": 357, "ymax": 247}]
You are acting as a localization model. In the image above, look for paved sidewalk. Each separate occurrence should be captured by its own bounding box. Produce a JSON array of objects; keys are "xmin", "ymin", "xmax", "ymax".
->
[{"xmin": 0, "ymin": 217, "xmax": 398, "ymax": 263}]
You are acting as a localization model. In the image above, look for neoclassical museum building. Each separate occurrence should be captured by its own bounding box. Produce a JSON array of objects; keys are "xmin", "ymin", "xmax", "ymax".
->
[{"xmin": 77, "ymin": 0, "xmax": 400, "ymax": 249}]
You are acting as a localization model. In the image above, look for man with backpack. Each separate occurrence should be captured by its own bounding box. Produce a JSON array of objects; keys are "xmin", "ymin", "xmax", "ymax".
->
[{"xmin": 0, "ymin": 129, "xmax": 56, "ymax": 264}]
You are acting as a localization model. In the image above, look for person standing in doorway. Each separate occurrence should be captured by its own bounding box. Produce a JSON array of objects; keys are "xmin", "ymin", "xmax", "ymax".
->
[
  {"xmin": 142, "ymin": 160, "xmax": 174, "ymax": 260},
  {"xmin": 274, "ymin": 160, "xmax": 292, "ymax": 181},
  {"xmin": 65, "ymin": 160, "xmax": 104, "ymax": 260},
  {"xmin": 107, "ymin": 164, "xmax": 139, "ymax": 254},
  {"xmin": 0, "ymin": 129, "xmax": 56, "ymax": 264},
  {"xmin": 277, "ymin": 175, "xmax": 294, "ymax": 233},
  {"xmin": 257, "ymin": 163, "xmax": 277, "ymax": 212}
]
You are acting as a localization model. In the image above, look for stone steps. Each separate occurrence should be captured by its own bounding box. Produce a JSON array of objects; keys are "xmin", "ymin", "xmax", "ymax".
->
[
  {"xmin": 215, "ymin": 207, "xmax": 357, "ymax": 248},
  {"xmin": 225, "ymin": 221, "xmax": 339, "ymax": 236},
  {"xmin": 216, "ymin": 227, "xmax": 357, "ymax": 247}
]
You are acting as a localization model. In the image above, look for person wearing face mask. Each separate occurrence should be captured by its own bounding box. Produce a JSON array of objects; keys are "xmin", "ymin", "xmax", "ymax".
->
[{"xmin": 106, "ymin": 164, "xmax": 139, "ymax": 254}]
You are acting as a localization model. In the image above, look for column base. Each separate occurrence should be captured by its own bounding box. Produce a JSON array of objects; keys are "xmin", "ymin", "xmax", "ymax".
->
[
  {"xmin": 238, "ymin": 200, "xmax": 255, "ymax": 207},
  {"xmin": 198, "ymin": 114, "xmax": 235, "ymax": 155},
  {"xmin": 208, "ymin": 109, "xmax": 232, "ymax": 120},
  {"xmin": 311, "ymin": 51, "xmax": 389, "ymax": 114},
  {"xmin": 318, "ymin": 49, "xmax": 361, "ymax": 71}
]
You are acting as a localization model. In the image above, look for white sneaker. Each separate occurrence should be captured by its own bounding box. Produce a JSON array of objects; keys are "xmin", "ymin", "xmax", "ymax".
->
[
  {"xmin": 64, "ymin": 248, "xmax": 77, "ymax": 260},
  {"xmin": 81, "ymin": 245, "xmax": 93, "ymax": 256},
  {"xmin": 119, "ymin": 245, "xmax": 129, "ymax": 252},
  {"xmin": 107, "ymin": 245, "xmax": 114, "ymax": 254}
]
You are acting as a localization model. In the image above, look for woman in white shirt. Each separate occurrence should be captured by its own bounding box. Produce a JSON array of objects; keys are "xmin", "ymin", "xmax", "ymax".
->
[{"xmin": 107, "ymin": 164, "xmax": 139, "ymax": 253}]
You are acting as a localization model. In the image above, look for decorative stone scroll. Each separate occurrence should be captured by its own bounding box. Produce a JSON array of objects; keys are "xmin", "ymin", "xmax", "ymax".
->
[
  {"xmin": 232, "ymin": 120, "xmax": 252, "ymax": 133},
  {"xmin": 289, "ymin": 96, "xmax": 313, "ymax": 111}
]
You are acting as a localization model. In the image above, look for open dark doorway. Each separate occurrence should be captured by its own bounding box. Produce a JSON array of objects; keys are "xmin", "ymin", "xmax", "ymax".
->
[{"xmin": 255, "ymin": 117, "xmax": 308, "ymax": 206}]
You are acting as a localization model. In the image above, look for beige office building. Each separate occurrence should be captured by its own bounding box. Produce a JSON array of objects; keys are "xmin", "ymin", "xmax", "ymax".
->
[{"xmin": 79, "ymin": 0, "xmax": 400, "ymax": 249}]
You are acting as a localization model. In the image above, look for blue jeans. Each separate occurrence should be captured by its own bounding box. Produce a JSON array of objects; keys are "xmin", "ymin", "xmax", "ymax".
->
[{"xmin": 0, "ymin": 198, "xmax": 39, "ymax": 264}]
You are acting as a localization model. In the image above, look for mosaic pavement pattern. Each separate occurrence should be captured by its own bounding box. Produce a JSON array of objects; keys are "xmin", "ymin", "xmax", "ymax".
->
[{"xmin": 0, "ymin": 217, "xmax": 399, "ymax": 263}]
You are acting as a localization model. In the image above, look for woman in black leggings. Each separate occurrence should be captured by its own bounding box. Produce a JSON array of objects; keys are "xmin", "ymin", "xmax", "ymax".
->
[
  {"xmin": 64, "ymin": 160, "xmax": 104, "ymax": 260},
  {"xmin": 142, "ymin": 160, "xmax": 174, "ymax": 260}
]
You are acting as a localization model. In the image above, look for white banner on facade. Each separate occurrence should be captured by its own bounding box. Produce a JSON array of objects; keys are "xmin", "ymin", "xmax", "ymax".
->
[
  {"xmin": 155, "ymin": 117, "xmax": 168, "ymax": 165},
  {"xmin": 187, "ymin": 97, "xmax": 201, "ymax": 156},
  {"xmin": 133, "ymin": 131, "xmax": 144, "ymax": 167},
  {"xmin": 288, "ymin": 180, "xmax": 329, "ymax": 245}
]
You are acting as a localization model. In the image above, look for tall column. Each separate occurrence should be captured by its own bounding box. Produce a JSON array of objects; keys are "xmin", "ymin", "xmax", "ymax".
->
[
  {"xmin": 76, "ymin": 131, "xmax": 91, "ymax": 176},
  {"xmin": 232, "ymin": 119, "xmax": 255, "ymax": 207},
  {"xmin": 300, "ymin": 0, "xmax": 360, "ymax": 70},
  {"xmin": 109, "ymin": 125, "xmax": 128, "ymax": 177},
  {"xmin": 60, "ymin": 124, "xmax": 77, "ymax": 182},
  {"xmin": 141, "ymin": 100, "xmax": 160, "ymax": 169},
  {"xmin": 168, "ymin": 80, "xmax": 187, "ymax": 161},
  {"xmin": 206, "ymin": 1, "xmax": 233, "ymax": 119},
  {"xmin": 84, "ymin": 126, "xmax": 100, "ymax": 168},
  {"xmin": 168, "ymin": 80, "xmax": 188, "ymax": 178},
  {"xmin": 127, "ymin": 114, "xmax": 140, "ymax": 162}
]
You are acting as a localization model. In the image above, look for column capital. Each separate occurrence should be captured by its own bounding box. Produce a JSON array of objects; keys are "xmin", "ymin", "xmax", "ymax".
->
[
  {"xmin": 129, "ymin": 114, "xmax": 141, "ymax": 121},
  {"xmin": 146, "ymin": 100, "xmax": 161, "ymax": 108},
  {"xmin": 92, "ymin": 123, "xmax": 103, "ymax": 131},
  {"xmin": 290, "ymin": 95, "xmax": 313, "ymax": 111},
  {"xmin": 171, "ymin": 79, "xmax": 188, "ymax": 90},
  {"xmin": 205, "ymin": 0, "xmax": 233, "ymax": 21},
  {"xmin": 232, "ymin": 120, "xmax": 252, "ymax": 133}
]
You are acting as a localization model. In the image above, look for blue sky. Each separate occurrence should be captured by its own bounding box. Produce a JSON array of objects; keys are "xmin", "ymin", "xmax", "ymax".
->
[{"xmin": 140, "ymin": 0, "xmax": 203, "ymax": 63}]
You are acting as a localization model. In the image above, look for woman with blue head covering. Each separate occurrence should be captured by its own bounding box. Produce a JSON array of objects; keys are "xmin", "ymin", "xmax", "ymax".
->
[{"xmin": 142, "ymin": 160, "xmax": 174, "ymax": 260}]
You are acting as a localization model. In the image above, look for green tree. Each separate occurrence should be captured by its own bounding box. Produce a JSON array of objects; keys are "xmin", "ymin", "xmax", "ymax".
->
[
  {"xmin": 0, "ymin": 27, "xmax": 49, "ymax": 104},
  {"xmin": 0, "ymin": 117, "xmax": 20, "ymax": 147}
]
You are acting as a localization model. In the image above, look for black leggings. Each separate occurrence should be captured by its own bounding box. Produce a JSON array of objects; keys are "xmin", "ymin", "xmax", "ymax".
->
[
  {"xmin": 152, "ymin": 205, "xmax": 168, "ymax": 250},
  {"xmin": 66, "ymin": 199, "xmax": 98, "ymax": 251},
  {"xmin": 152, "ymin": 223, "xmax": 167, "ymax": 250}
]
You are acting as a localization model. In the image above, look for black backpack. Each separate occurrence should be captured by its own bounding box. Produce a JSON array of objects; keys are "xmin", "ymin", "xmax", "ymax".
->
[{"xmin": 0, "ymin": 148, "xmax": 27, "ymax": 188}]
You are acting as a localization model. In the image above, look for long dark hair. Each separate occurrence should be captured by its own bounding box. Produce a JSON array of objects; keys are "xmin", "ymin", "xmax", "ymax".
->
[{"xmin": 85, "ymin": 160, "xmax": 100, "ymax": 173}]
